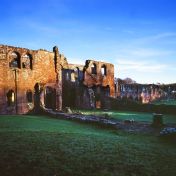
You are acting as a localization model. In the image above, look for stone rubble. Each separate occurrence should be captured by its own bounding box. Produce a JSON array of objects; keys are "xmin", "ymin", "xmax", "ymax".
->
[
  {"xmin": 160, "ymin": 127, "xmax": 176, "ymax": 137},
  {"xmin": 43, "ymin": 108, "xmax": 165, "ymax": 134}
]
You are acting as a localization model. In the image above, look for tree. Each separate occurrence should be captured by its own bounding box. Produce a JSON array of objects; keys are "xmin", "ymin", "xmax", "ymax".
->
[{"xmin": 123, "ymin": 77, "xmax": 136, "ymax": 84}]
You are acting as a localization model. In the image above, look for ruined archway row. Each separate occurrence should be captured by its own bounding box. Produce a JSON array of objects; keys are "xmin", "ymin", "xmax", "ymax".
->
[
  {"xmin": 0, "ymin": 45, "xmax": 115, "ymax": 114},
  {"xmin": 9, "ymin": 51, "xmax": 33, "ymax": 70},
  {"xmin": 0, "ymin": 45, "xmax": 36, "ymax": 70},
  {"xmin": 83, "ymin": 60, "xmax": 115, "ymax": 97},
  {"xmin": 90, "ymin": 62, "xmax": 107, "ymax": 76},
  {"xmin": 0, "ymin": 45, "xmax": 62, "ymax": 114}
]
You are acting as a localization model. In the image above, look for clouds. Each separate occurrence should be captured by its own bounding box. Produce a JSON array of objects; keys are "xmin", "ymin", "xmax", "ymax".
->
[
  {"xmin": 114, "ymin": 57, "xmax": 176, "ymax": 84},
  {"xmin": 116, "ymin": 59, "xmax": 168, "ymax": 72},
  {"xmin": 112, "ymin": 40, "xmax": 176, "ymax": 83},
  {"xmin": 133, "ymin": 32, "xmax": 176, "ymax": 46},
  {"xmin": 117, "ymin": 48, "xmax": 174, "ymax": 58},
  {"xmin": 114, "ymin": 45, "xmax": 175, "ymax": 73},
  {"xmin": 109, "ymin": 30, "xmax": 176, "ymax": 83},
  {"xmin": 67, "ymin": 57, "xmax": 85, "ymax": 65}
]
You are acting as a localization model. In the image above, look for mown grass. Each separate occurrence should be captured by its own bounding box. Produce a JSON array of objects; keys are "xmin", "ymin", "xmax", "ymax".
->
[
  {"xmin": 0, "ymin": 115, "xmax": 176, "ymax": 176},
  {"xmin": 78, "ymin": 109, "xmax": 176, "ymax": 124},
  {"xmin": 152, "ymin": 99, "xmax": 176, "ymax": 106}
]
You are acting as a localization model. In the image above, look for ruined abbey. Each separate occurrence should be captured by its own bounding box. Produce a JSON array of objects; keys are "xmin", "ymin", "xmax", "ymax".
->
[{"xmin": 0, "ymin": 45, "xmax": 115, "ymax": 114}]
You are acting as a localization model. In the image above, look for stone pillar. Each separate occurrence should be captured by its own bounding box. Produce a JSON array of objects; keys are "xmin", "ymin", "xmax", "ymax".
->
[
  {"xmin": 53, "ymin": 46, "xmax": 62, "ymax": 111},
  {"xmin": 152, "ymin": 113, "xmax": 163, "ymax": 127}
]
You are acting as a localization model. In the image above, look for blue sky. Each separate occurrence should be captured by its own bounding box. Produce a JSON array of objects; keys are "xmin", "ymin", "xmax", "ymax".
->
[{"xmin": 1, "ymin": 0, "xmax": 176, "ymax": 84}]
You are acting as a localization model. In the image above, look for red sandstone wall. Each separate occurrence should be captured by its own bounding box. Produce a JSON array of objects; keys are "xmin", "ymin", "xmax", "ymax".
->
[
  {"xmin": 83, "ymin": 60, "xmax": 115, "ymax": 97},
  {"xmin": 0, "ymin": 45, "xmax": 115, "ymax": 114},
  {"xmin": 0, "ymin": 45, "xmax": 57, "ymax": 114}
]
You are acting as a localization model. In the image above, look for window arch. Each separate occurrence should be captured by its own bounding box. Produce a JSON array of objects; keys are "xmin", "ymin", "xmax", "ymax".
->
[
  {"xmin": 9, "ymin": 52, "xmax": 21, "ymax": 68},
  {"xmin": 91, "ymin": 63, "xmax": 97, "ymax": 74},
  {"xmin": 34, "ymin": 83, "xmax": 40, "ymax": 94},
  {"xmin": 101, "ymin": 65, "xmax": 107, "ymax": 76},
  {"xmin": 22, "ymin": 54, "xmax": 32, "ymax": 69},
  {"xmin": 44, "ymin": 86, "xmax": 56, "ymax": 109},
  {"xmin": 26, "ymin": 90, "xmax": 33, "ymax": 103},
  {"xmin": 71, "ymin": 72, "xmax": 76, "ymax": 82},
  {"xmin": 65, "ymin": 72, "xmax": 69, "ymax": 80},
  {"xmin": 6, "ymin": 90, "xmax": 15, "ymax": 106},
  {"xmin": 74, "ymin": 67, "xmax": 79, "ymax": 79}
]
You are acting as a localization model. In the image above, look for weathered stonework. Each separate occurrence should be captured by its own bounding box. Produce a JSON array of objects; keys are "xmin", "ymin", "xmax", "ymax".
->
[
  {"xmin": 115, "ymin": 79, "xmax": 176, "ymax": 104},
  {"xmin": 62, "ymin": 60, "xmax": 115, "ymax": 109},
  {"xmin": 0, "ymin": 44, "xmax": 115, "ymax": 114},
  {"xmin": 83, "ymin": 60, "xmax": 115, "ymax": 97}
]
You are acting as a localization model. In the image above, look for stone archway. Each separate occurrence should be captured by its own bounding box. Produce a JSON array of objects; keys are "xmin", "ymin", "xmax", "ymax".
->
[
  {"xmin": 100, "ymin": 86, "xmax": 110, "ymax": 109},
  {"xmin": 34, "ymin": 83, "xmax": 41, "ymax": 112},
  {"xmin": 44, "ymin": 86, "xmax": 56, "ymax": 110}
]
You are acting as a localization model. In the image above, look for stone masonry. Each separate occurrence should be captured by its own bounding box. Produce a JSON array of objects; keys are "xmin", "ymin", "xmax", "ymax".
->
[{"xmin": 0, "ymin": 44, "xmax": 115, "ymax": 114}]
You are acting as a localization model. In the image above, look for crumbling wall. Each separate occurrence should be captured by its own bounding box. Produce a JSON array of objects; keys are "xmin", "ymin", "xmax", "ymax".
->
[
  {"xmin": 62, "ymin": 60, "xmax": 115, "ymax": 109},
  {"xmin": 0, "ymin": 45, "xmax": 66, "ymax": 114},
  {"xmin": 82, "ymin": 60, "xmax": 115, "ymax": 109},
  {"xmin": 83, "ymin": 60, "xmax": 115, "ymax": 97},
  {"xmin": 0, "ymin": 44, "xmax": 116, "ymax": 114}
]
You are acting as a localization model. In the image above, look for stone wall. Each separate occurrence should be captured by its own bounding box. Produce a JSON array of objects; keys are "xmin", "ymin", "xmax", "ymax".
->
[
  {"xmin": 0, "ymin": 45, "xmax": 66, "ymax": 114},
  {"xmin": 83, "ymin": 60, "xmax": 115, "ymax": 98},
  {"xmin": 0, "ymin": 44, "xmax": 115, "ymax": 114},
  {"xmin": 62, "ymin": 60, "xmax": 115, "ymax": 109}
]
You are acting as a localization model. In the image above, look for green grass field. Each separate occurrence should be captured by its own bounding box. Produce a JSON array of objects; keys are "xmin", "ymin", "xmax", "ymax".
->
[
  {"xmin": 78, "ymin": 109, "xmax": 176, "ymax": 124},
  {"xmin": 0, "ymin": 115, "xmax": 176, "ymax": 176},
  {"xmin": 152, "ymin": 99, "xmax": 176, "ymax": 106}
]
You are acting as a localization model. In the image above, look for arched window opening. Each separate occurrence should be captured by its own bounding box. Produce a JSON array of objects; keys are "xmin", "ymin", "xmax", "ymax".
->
[
  {"xmin": 34, "ymin": 83, "xmax": 41, "ymax": 111},
  {"xmin": 74, "ymin": 67, "xmax": 79, "ymax": 79},
  {"xmin": 9, "ymin": 52, "xmax": 21, "ymax": 68},
  {"xmin": 101, "ymin": 65, "xmax": 107, "ymax": 76},
  {"xmin": 6, "ymin": 90, "xmax": 15, "ymax": 106},
  {"xmin": 91, "ymin": 63, "xmax": 97, "ymax": 74},
  {"xmin": 26, "ymin": 90, "xmax": 33, "ymax": 103},
  {"xmin": 22, "ymin": 54, "xmax": 32, "ymax": 69},
  {"xmin": 101, "ymin": 86, "xmax": 110, "ymax": 97},
  {"xmin": 34, "ymin": 83, "xmax": 40, "ymax": 94},
  {"xmin": 65, "ymin": 72, "xmax": 69, "ymax": 80},
  {"xmin": 71, "ymin": 72, "xmax": 76, "ymax": 82},
  {"xmin": 45, "ymin": 86, "xmax": 56, "ymax": 109},
  {"xmin": 105, "ymin": 86, "xmax": 110, "ymax": 96}
]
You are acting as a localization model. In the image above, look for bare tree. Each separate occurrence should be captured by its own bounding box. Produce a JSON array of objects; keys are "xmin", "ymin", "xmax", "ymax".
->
[{"xmin": 123, "ymin": 77, "xmax": 136, "ymax": 84}]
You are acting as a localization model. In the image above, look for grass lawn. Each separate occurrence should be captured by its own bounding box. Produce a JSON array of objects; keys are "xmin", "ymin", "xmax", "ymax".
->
[
  {"xmin": 152, "ymin": 99, "xmax": 176, "ymax": 106},
  {"xmin": 0, "ymin": 115, "xmax": 176, "ymax": 176},
  {"xmin": 78, "ymin": 109, "xmax": 176, "ymax": 124}
]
